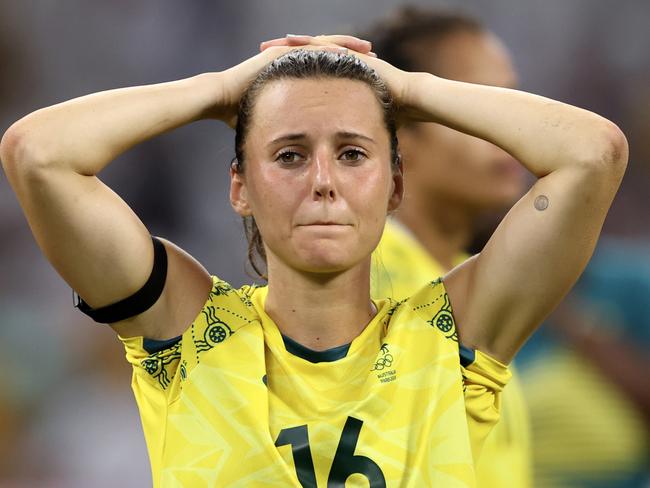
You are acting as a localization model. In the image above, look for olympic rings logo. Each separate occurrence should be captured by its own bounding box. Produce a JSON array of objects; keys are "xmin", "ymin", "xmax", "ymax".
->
[{"xmin": 372, "ymin": 353, "xmax": 394, "ymax": 371}]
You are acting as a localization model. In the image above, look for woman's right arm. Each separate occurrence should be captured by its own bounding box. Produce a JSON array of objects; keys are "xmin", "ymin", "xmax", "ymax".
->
[
  {"xmin": 0, "ymin": 73, "xmax": 228, "ymax": 339},
  {"xmin": 0, "ymin": 46, "xmax": 293, "ymax": 340}
]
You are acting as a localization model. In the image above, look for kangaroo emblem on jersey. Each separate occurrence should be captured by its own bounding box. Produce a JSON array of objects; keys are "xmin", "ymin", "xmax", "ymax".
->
[
  {"xmin": 429, "ymin": 293, "xmax": 458, "ymax": 342},
  {"xmin": 195, "ymin": 305, "xmax": 234, "ymax": 353}
]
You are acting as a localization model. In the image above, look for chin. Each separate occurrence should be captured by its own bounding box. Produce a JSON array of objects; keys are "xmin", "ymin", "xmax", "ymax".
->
[
  {"xmin": 296, "ymin": 252, "xmax": 357, "ymax": 274},
  {"xmin": 269, "ymin": 231, "xmax": 375, "ymax": 276},
  {"xmin": 289, "ymin": 241, "xmax": 366, "ymax": 275}
]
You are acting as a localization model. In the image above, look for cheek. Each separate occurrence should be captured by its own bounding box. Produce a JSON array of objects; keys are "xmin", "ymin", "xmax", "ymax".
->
[
  {"xmin": 246, "ymin": 166, "xmax": 306, "ymax": 230},
  {"xmin": 348, "ymin": 165, "xmax": 394, "ymax": 224}
]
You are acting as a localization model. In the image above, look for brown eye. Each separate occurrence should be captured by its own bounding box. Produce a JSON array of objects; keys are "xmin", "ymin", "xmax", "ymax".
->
[
  {"xmin": 277, "ymin": 151, "xmax": 303, "ymax": 164},
  {"xmin": 340, "ymin": 149, "xmax": 366, "ymax": 162}
]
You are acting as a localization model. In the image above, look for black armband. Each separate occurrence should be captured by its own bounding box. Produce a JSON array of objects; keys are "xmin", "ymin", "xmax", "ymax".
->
[{"xmin": 74, "ymin": 236, "xmax": 168, "ymax": 324}]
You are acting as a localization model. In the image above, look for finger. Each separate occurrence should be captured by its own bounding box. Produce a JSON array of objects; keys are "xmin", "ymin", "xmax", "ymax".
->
[
  {"xmin": 261, "ymin": 34, "xmax": 373, "ymax": 53},
  {"xmin": 285, "ymin": 34, "xmax": 315, "ymax": 43},
  {"xmin": 260, "ymin": 44, "xmax": 351, "ymax": 63},
  {"xmin": 260, "ymin": 35, "xmax": 314, "ymax": 51},
  {"xmin": 315, "ymin": 46, "xmax": 349, "ymax": 55},
  {"xmin": 314, "ymin": 35, "xmax": 372, "ymax": 53},
  {"xmin": 260, "ymin": 37, "xmax": 290, "ymax": 51}
]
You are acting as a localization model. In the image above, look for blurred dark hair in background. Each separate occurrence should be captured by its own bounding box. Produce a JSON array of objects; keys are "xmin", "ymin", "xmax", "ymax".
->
[{"xmin": 362, "ymin": 6, "xmax": 483, "ymax": 72}]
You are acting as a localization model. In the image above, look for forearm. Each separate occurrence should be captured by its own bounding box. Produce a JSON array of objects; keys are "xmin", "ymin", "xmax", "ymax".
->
[
  {"xmin": 1, "ymin": 72, "xmax": 223, "ymax": 176},
  {"xmin": 434, "ymin": 73, "xmax": 628, "ymax": 363},
  {"xmin": 404, "ymin": 73, "xmax": 626, "ymax": 177}
]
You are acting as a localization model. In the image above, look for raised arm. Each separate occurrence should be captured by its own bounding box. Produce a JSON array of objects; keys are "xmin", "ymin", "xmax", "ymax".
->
[
  {"xmin": 0, "ymin": 46, "xmax": 297, "ymax": 339},
  {"xmin": 259, "ymin": 35, "xmax": 628, "ymax": 363},
  {"xmin": 399, "ymin": 71, "xmax": 628, "ymax": 363}
]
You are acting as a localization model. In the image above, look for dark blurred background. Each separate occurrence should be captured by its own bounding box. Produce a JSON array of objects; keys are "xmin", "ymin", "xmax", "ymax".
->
[{"xmin": 1, "ymin": 1, "xmax": 648, "ymax": 486}]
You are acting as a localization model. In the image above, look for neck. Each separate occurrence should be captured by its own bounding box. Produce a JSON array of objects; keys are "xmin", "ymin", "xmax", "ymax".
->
[
  {"xmin": 396, "ymin": 192, "xmax": 477, "ymax": 271},
  {"xmin": 264, "ymin": 256, "xmax": 376, "ymax": 351}
]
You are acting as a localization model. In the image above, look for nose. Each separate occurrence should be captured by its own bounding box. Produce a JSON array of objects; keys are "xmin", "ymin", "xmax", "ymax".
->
[{"xmin": 311, "ymin": 150, "xmax": 336, "ymax": 201}]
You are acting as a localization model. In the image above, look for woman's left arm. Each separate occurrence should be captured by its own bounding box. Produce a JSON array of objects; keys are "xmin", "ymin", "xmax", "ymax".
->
[
  {"xmin": 399, "ymin": 72, "xmax": 627, "ymax": 363},
  {"xmin": 260, "ymin": 35, "xmax": 628, "ymax": 363}
]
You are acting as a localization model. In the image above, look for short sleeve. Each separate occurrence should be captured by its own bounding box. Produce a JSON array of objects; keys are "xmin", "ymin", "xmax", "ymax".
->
[
  {"xmin": 117, "ymin": 275, "xmax": 258, "ymax": 400},
  {"xmin": 462, "ymin": 348, "xmax": 512, "ymax": 462},
  {"xmin": 118, "ymin": 334, "xmax": 183, "ymax": 477},
  {"xmin": 119, "ymin": 334, "xmax": 183, "ymax": 394}
]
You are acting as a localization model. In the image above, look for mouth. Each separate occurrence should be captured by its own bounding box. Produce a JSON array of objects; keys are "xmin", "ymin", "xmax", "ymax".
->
[
  {"xmin": 297, "ymin": 221, "xmax": 352, "ymax": 228},
  {"xmin": 306, "ymin": 221, "xmax": 343, "ymax": 225}
]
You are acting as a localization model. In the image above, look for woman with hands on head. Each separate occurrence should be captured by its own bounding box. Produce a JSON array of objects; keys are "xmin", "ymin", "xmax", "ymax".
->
[{"xmin": 0, "ymin": 34, "xmax": 627, "ymax": 487}]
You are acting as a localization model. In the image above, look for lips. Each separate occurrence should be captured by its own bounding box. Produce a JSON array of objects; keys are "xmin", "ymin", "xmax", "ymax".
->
[{"xmin": 297, "ymin": 221, "xmax": 351, "ymax": 227}]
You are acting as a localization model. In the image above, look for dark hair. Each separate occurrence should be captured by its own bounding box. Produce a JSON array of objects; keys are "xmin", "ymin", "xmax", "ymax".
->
[
  {"xmin": 233, "ymin": 49, "xmax": 400, "ymax": 280},
  {"xmin": 362, "ymin": 6, "xmax": 484, "ymax": 73}
]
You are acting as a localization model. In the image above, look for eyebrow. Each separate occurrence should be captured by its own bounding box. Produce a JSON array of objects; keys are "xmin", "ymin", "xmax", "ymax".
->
[{"xmin": 267, "ymin": 131, "xmax": 376, "ymax": 147}]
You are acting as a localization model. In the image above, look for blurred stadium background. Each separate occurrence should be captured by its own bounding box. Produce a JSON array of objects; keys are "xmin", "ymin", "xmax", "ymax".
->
[{"xmin": 0, "ymin": 1, "xmax": 648, "ymax": 486}]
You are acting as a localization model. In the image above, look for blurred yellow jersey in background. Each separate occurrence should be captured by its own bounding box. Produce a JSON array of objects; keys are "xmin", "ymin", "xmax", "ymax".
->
[
  {"xmin": 372, "ymin": 219, "xmax": 533, "ymax": 488},
  {"xmin": 120, "ymin": 275, "xmax": 510, "ymax": 487}
]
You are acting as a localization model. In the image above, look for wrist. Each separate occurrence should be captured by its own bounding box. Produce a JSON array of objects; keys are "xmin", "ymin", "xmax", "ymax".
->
[
  {"xmin": 399, "ymin": 72, "xmax": 440, "ymax": 123},
  {"xmin": 188, "ymin": 72, "xmax": 230, "ymax": 121}
]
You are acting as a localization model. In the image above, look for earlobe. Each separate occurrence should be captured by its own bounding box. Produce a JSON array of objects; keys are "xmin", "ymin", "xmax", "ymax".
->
[
  {"xmin": 230, "ymin": 167, "xmax": 253, "ymax": 217},
  {"xmin": 388, "ymin": 157, "xmax": 404, "ymax": 213}
]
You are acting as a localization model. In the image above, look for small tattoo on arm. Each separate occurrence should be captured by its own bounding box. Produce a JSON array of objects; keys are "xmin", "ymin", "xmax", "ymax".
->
[{"xmin": 534, "ymin": 195, "xmax": 549, "ymax": 211}]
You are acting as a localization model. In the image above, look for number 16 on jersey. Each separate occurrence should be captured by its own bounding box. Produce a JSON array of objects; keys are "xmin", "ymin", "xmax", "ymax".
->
[{"xmin": 275, "ymin": 416, "xmax": 387, "ymax": 487}]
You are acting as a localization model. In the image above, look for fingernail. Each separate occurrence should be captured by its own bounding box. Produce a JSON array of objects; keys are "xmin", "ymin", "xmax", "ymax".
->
[
  {"xmin": 286, "ymin": 34, "xmax": 305, "ymax": 38},
  {"xmin": 368, "ymin": 51, "xmax": 377, "ymax": 57}
]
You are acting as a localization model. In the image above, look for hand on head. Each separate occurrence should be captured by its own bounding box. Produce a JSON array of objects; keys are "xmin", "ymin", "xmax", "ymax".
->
[
  {"xmin": 259, "ymin": 34, "xmax": 376, "ymax": 57},
  {"xmin": 255, "ymin": 34, "xmax": 409, "ymax": 120},
  {"xmin": 218, "ymin": 35, "xmax": 377, "ymax": 127},
  {"xmin": 217, "ymin": 33, "xmax": 411, "ymax": 129}
]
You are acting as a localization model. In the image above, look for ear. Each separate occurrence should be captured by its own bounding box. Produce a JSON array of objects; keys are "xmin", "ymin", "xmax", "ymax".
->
[
  {"xmin": 387, "ymin": 155, "xmax": 404, "ymax": 213},
  {"xmin": 230, "ymin": 165, "xmax": 253, "ymax": 217},
  {"xmin": 396, "ymin": 124, "xmax": 431, "ymax": 177}
]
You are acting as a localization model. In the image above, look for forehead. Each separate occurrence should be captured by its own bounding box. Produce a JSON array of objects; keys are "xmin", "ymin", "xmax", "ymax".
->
[{"xmin": 249, "ymin": 78, "xmax": 387, "ymax": 140}]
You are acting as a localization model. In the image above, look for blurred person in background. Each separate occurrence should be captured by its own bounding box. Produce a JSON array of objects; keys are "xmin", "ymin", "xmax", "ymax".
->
[{"xmin": 365, "ymin": 7, "xmax": 532, "ymax": 487}]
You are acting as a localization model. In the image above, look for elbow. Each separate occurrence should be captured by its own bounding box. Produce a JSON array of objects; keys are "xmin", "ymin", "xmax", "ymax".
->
[
  {"xmin": 587, "ymin": 120, "xmax": 629, "ymax": 181},
  {"xmin": 1, "ymin": 119, "xmax": 54, "ymax": 179},
  {"xmin": 0, "ymin": 123, "xmax": 21, "ymax": 172},
  {"xmin": 601, "ymin": 121, "xmax": 628, "ymax": 174}
]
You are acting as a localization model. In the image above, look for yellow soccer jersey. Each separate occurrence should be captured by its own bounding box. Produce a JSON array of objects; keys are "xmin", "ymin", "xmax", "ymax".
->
[
  {"xmin": 372, "ymin": 219, "xmax": 532, "ymax": 488},
  {"xmin": 120, "ymin": 275, "xmax": 510, "ymax": 487}
]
